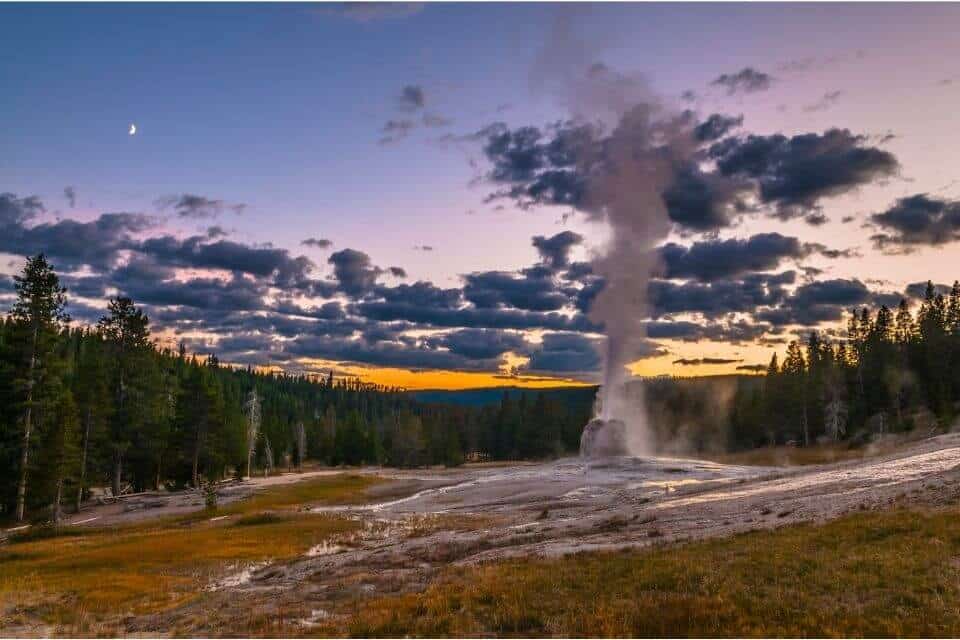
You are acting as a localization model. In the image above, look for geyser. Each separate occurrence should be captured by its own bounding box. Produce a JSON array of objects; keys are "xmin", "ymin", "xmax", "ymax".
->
[{"xmin": 579, "ymin": 418, "xmax": 628, "ymax": 458}]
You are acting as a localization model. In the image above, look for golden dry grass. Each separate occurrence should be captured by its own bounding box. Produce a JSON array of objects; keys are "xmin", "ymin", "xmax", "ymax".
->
[
  {"xmin": 326, "ymin": 506, "xmax": 960, "ymax": 638},
  {"xmin": 0, "ymin": 474, "xmax": 382, "ymax": 633}
]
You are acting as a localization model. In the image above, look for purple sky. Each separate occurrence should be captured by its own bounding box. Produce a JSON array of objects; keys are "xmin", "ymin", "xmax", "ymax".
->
[{"xmin": 2, "ymin": 3, "xmax": 959, "ymax": 387}]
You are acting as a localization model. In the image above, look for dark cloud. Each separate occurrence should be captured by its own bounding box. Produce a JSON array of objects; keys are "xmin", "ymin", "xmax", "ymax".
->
[
  {"xmin": 711, "ymin": 67, "xmax": 773, "ymax": 95},
  {"xmin": 398, "ymin": 84, "xmax": 425, "ymax": 111},
  {"xmin": 328, "ymin": 248, "xmax": 383, "ymax": 296},
  {"xmin": 379, "ymin": 119, "xmax": 416, "ymax": 144},
  {"xmin": 413, "ymin": 244, "xmax": 434, "ymax": 251},
  {"xmin": 285, "ymin": 335, "xmax": 501, "ymax": 372},
  {"xmin": 870, "ymin": 194, "xmax": 960, "ymax": 249},
  {"xmin": 63, "ymin": 186, "xmax": 77, "ymax": 208},
  {"xmin": 905, "ymin": 281, "xmax": 952, "ymax": 299},
  {"xmin": 802, "ymin": 90, "xmax": 843, "ymax": 113},
  {"xmin": 758, "ymin": 278, "xmax": 872, "ymax": 326},
  {"xmin": 692, "ymin": 113, "xmax": 743, "ymax": 142},
  {"xmin": 429, "ymin": 328, "xmax": 527, "ymax": 360},
  {"xmin": 388, "ymin": 266, "xmax": 407, "ymax": 278},
  {"xmin": 302, "ymin": 237, "xmax": 333, "ymax": 250},
  {"xmin": 649, "ymin": 271, "xmax": 795, "ymax": 319},
  {"xmin": 463, "ymin": 270, "xmax": 568, "ymax": 312},
  {"xmin": 523, "ymin": 332, "xmax": 603, "ymax": 374},
  {"xmin": 0, "ymin": 192, "xmax": 45, "ymax": 226},
  {"xmin": 376, "ymin": 280, "xmax": 462, "ymax": 309},
  {"xmin": 672, "ymin": 357, "xmax": 742, "ymax": 366},
  {"xmin": 736, "ymin": 364, "xmax": 767, "ymax": 372},
  {"xmin": 140, "ymin": 235, "xmax": 314, "ymax": 284},
  {"xmin": 354, "ymin": 300, "xmax": 596, "ymax": 332},
  {"xmin": 0, "ymin": 211, "xmax": 153, "ymax": 271},
  {"xmin": 660, "ymin": 165, "xmax": 751, "ymax": 230},
  {"xmin": 156, "ymin": 194, "xmax": 244, "ymax": 219},
  {"xmin": 660, "ymin": 233, "xmax": 810, "ymax": 281},
  {"xmin": 531, "ymin": 230, "xmax": 583, "ymax": 269},
  {"xmin": 711, "ymin": 128, "xmax": 899, "ymax": 218}
]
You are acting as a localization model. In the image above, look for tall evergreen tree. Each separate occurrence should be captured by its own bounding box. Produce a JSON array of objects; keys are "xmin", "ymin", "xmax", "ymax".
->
[{"xmin": 9, "ymin": 255, "xmax": 69, "ymax": 521}]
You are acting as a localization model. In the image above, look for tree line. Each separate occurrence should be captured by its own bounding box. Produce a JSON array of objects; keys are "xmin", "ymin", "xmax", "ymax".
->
[
  {"xmin": 0, "ymin": 255, "xmax": 593, "ymax": 523},
  {"xmin": 728, "ymin": 281, "xmax": 960, "ymax": 450}
]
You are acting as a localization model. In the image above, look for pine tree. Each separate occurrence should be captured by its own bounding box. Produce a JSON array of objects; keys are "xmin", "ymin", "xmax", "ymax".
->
[
  {"xmin": 10, "ymin": 255, "xmax": 70, "ymax": 521},
  {"xmin": 99, "ymin": 297, "xmax": 153, "ymax": 495},
  {"xmin": 39, "ymin": 390, "xmax": 81, "ymax": 524}
]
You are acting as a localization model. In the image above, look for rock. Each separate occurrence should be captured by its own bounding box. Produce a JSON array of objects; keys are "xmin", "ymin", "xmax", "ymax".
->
[{"xmin": 580, "ymin": 418, "xmax": 629, "ymax": 458}]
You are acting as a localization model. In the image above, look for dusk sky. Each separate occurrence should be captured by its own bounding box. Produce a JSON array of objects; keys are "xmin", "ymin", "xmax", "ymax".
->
[{"xmin": 3, "ymin": 2, "xmax": 960, "ymax": 388}]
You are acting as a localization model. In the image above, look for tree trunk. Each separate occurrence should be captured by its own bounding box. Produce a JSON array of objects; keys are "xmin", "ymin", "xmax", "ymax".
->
[
  {"xmin": 112, "ymin": 449, "xmax": 123, "ymax": 497},
  {"xmin": 192, "ymin": 438, "xmax": 201, "ymax": 488},
  {"xmin": 52, "ymin": 477, "xmax": 63, "ymax": 526},
  {"xmin": 76, "ymin": 407, "xmax": 92, "ymax": 513},
  {"xmin": 15, "ymin": 324, "xmax": 39, "ymax": 522}
]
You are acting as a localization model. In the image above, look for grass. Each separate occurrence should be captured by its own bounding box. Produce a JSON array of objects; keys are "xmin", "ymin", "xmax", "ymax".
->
[
  {"xmin": 0, "ymin": 474, "xmax": 383, "ymax": 633},
  {"xmin": 319, "ymin": 506, "xmax": 960, "ymax": 638}
]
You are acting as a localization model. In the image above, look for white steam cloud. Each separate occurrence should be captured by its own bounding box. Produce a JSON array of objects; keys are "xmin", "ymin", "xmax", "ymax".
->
[{"xmin": 533, "ymin": 15, "xmax": 701, "ymax": 454}]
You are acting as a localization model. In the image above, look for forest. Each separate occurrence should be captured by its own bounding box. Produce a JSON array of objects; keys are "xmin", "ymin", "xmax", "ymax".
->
[
  {"xmin": 726, "ymin": 281, "xmax": 960, "ymax": 451},
  {"xmin": 0, "ymin": 255, "xmax": 593, "ymax": 522},
  {"xmin": 4, "ymin": 253, "xmax": 959, "ymax": 524}
]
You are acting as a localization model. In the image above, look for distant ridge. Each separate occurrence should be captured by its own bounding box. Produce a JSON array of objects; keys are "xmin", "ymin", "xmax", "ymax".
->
[{"xmin": 409, "ymin": 386, "xmax": 597, "ymax": 407}]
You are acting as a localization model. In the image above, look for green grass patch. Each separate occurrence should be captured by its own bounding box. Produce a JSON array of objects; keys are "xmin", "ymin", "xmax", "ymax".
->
[{"xmin": 325, "ymin": 506, "xmax": 960, "ymax": 638}]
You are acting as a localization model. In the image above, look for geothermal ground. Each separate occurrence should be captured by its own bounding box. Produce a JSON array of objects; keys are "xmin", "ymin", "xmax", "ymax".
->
[
  {"xmin": 154, "ymin": 431, "xmax": 960, "ymax": 634},
  {"xmin": 4, "ymin": 431, "xmax": 960, "ymax": 636}
]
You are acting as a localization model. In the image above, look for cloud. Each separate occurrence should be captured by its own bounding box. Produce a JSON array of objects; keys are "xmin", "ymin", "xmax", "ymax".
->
[
  {"xmin": 354, "ymin": 300, "xmax": 596, "ymax": 332},
  {"xmin": 398, "ymin": 84, "xmax": 425, "ymax": 111},
  {"xmin": 649, "ymin": 271, "xmax": 795, "ymax": 319},
  {"xmin": 379, "ymin": 118, "xmax": 416, "ymax": 144},
  {"xmin": 328, "ymin": 248, "xmax": 383, "ymax": 296},
  {"xmin": 463, "ymin": 270, "xmax": 569, "ymax": 312},
  {"xmin": 0, "ymin": 211, "xmax": 154, "ymax": 271},
  {"xmin": 478, "ymin": 116, "xmax": 895, "ymax": 231},
  {"xmin": 692, "ymin": 113, "xmax": 743, "ymax": 142},
  {"xmin": 711, "ymin": 67, "xmax": 773, "ymax": 95},
  {"xmin": 736, "ymin": 364, "xmax": 767, "ymax": 372},
  {"xmin": 672, "ymin": 357, "xmax": 742, "ymax": 366},
  {"xmin": 413, "ymin": 244, "xmax": 434, "ymax": 251},
  {"xmin": 140, "ymin": 235, "xmax": 315, "ymax": 284},
  {"xmin": 156, "ymin": 194, "xmax": 245, "ymax": 219},
  {"xmin": 301, "ymin": 237, "xmax": 333, "ymax": 250},
  {"xmin": 531, "ymin": 230, "xmax": 583, "ymax": 269},
  {"xmin": 0, "ymin": 192, "xmax": 45, "ymax": 226},
  {"xmin": 63, "ymin": 186, "xmax": 77, "ymax": 208},
  {"xmin": 388, "ymin": 266, "xmax": 407, "ymax": 278},
  {"xmin": 429, "ymin": 328, "xmax": 528, "ymax": 360},
  {"xmin": 523, "ymin": 332, "xmax": 604, "ymax": 374},
  {"xmin": 711, "ymin": 128, "xmax": 899, "ymax": 218},
  {"xmin": 660, "ymin": 165, "xmax": 752, "ymax": 230},
  {"xmin": 870, "ymin": 194, "xmax": 960, "ymax": 249},
  {"xmin": 660, "ymin": 233, "xmax": 811, "ymax": 281},
  {"xmin": 757, "ymin": 278, "xmax": 873, "ymax": 326},
  {"xmin": 803, "ymin": 90, "xmax": 843, "ymax": 113},
  {"xmin": 904, "ymin": 281, "xmax": 952, "ymax": 298}
]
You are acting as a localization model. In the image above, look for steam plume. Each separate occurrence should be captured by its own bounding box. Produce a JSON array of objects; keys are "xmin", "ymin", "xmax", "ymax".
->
[{"xmin": 534, "ymin": 16, "xmax": 700, "ymax": 454}]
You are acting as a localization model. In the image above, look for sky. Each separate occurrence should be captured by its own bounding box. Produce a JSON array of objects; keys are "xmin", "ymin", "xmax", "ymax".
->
[{"xmin": 2, "ymin": 2, "xmax": 960, "ymax": 389}]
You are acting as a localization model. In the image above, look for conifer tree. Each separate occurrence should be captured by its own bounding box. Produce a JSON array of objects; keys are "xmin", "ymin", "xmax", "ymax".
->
[{"xmin": 10, "ymin": 254, "xmax": 69, "ymax": 521}]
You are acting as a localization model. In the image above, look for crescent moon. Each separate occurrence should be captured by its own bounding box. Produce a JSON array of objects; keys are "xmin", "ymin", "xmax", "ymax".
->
[{"xmin": 128, "ymin": 123, "xmax": 137, "ymax": 136}]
